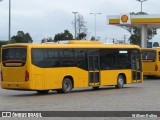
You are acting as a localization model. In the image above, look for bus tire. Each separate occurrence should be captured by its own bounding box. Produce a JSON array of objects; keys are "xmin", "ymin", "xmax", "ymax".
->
[
  {"xmin": 115, "ymin": 75, "xmax": 124, "ymax": 89},
  {"xmin": 36, "ymin": 90, "xmax": 49, "ymax": 94},
  {"xmin": 62, "ymin": 78, "xmax": 73, "ymax": 93}
]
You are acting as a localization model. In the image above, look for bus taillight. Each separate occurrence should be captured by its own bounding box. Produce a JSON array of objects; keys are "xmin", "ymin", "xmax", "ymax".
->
[
  {"xmin": 0, "ymin": 71, "xmax": 3, "ymax": 81},
  {"xmin": 25, "ymin": 70, "xmax": 29, "ymax": 81},
  {"xmin": 155, "ymin": 65, "xmax": 158, "ymax": 71}
]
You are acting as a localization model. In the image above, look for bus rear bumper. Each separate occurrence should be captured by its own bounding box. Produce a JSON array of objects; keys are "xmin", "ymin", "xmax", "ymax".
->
[
  {"xmin": 1, "ymin": 81, "xmax": 31, "ymax": 90},
  {"xmin": 143, "ymin": 71, "xmax": 159, "ymax": 76}
]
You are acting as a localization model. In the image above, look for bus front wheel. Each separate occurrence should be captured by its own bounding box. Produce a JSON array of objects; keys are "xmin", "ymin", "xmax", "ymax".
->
[
  {"xmin": 115, "ymin": 75, "xmax": 124, "ymax": 89},
  {"xmin": 62, "ymin": 78, "xmax": 73, "ymax": 93}
]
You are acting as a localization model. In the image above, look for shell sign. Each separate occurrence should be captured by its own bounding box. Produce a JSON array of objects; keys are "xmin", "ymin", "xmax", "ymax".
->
[
  {"xmin": 121, "ymin": 15, "xmax": 128, "ymax": 22},
  {"xmin": 120, "ymin": 14, "xmax": 131, "ymax": 24}
]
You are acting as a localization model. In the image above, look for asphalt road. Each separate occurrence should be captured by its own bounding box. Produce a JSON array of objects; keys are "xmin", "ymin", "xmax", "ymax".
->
[
  {"xmin": 0, "ymin": 78, "xmax": 160, "ymax": 119},
  {"xmin": 0, "ymin": 78, "xmax": 160, "ymax": 111}
]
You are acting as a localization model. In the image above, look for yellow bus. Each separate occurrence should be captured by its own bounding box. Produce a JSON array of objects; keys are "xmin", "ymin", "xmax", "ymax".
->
[
  {"xmin": 142, "ymin": 48, "xmax": 160, "ymax": 78},
  {"xmin": 1, "ymin": 41, "xmax": 143, "ymax": 94}
]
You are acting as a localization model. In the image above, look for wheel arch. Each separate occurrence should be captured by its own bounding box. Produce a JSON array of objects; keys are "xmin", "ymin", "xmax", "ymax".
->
[
  {"xmin": 118, "ymin": 73, "xmax": 126, "ymax": 84},
  {"xmin": 63, "ymin": 75, "xmax": 74, "ymax": 88}
]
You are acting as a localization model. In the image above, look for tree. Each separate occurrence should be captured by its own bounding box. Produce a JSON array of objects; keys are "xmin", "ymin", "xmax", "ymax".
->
[
  {"xmin": 0, "ymin": 41, "xmax": 9, "ymax": 47},
  {"xmin": 78, "ymin": 33, "xmax": 87, "ymax": 40},
  {"xmin": 91, "ymin": 36, "xmax": 95, "ymax": 41},
  {"xmin": 153, "ymin": 42, "xmax": 159, "ymax": 47},
  {"xmin": 121, "ymin": 12, "xmax": 157, "ymax": 46},
  {"xmin": 0, "ymin": 40, "xmax": 16, "ymax": 47},
  {"xmin": 54, "ymin": 29, "xmax": 73, "ymax": 42},
  {"xmin": 11, "ymin": 31, "xmax": 33, "ymax": 43},
  {"xmin": 72, "ymin": 14, "xmax": 88, "ymax": 40},
  {"xmin": 41, "ymin": 37, "xmax": 53, "ymax": 43}
]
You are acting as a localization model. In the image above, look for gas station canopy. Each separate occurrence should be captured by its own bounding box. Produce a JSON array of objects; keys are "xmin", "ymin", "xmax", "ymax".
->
[{"xmin": 108, "ymin": 14, "xmax": 160, "ymax": 48}]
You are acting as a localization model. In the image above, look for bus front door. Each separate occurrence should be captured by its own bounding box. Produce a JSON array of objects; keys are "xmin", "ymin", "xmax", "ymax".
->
[
  {"xmin": 88, "ymin": 56, "xmax": 100, "ymax": 86},
  {"xmin": 131, "ymin": 51, "xmax": 142, "ymax": 83}
]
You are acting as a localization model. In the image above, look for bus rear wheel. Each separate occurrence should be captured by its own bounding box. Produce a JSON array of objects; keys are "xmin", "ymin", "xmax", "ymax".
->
[
  {"xmin": 115, "ymin": 75, "xmax": 124, "ymax": 89},
  {"xmin": 62, "ymin": 78, "xmax": 73, "ymax": 93}
]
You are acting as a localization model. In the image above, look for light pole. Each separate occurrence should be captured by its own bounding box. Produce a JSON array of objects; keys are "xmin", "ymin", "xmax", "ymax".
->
[
  {"xmin": 72, "ymin": 12, "xmax": 78, "ymax": 40},
  {"xmin": 0, "ymin": 0, "xmax": 11, "ymax": 43},
  {"xmin": 136, "ymin": 0, "xmax": 147, "ymax": 12},
  {"xmin": 9, "ymin": 0, "xmax": 11, "ymax": 43},
  {"xmin": 90, "ymin": 13, "xmax": 101, "ymax": 40},
  {"xmin": 136, "ymin": 0, "xmax": 148, "ymax": 48}
]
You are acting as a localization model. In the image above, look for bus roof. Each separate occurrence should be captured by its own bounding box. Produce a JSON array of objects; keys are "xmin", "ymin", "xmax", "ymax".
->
[
  {"xmin": 2, "ymin": 40, "xmax": 140, "ymax": 49},
  {"xmin": 141, "ymin": 48, "xmax": 160, "ymax": 51}
]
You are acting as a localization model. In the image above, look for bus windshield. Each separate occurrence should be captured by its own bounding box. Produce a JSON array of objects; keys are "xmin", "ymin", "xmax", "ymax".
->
[
  {"xmin": 2, "ymin": 47, "xmax": 26, "ymax": 66},
  {"xmin": 142, "ymin": 50, "xmax": 156, "ymax": 61}
]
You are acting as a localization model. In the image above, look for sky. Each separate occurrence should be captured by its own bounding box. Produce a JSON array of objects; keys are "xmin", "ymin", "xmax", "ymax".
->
[{"xmin": 0, "ymin": 0, "xmax": 160, "ymax": 43}]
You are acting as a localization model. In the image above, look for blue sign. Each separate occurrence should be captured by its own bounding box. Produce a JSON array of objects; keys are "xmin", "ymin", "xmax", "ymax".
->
[{"xmin": 147, "ymin": 42, "xmax": 152, "ymax": 48}]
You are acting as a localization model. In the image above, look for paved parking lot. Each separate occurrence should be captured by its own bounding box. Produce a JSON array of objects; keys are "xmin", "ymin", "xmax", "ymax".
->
[{"xmin": 0, "ymin": 78, "xmax": 160, "ymax": 112}]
